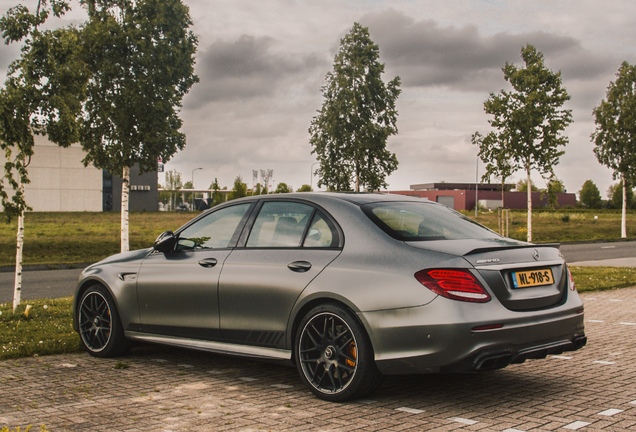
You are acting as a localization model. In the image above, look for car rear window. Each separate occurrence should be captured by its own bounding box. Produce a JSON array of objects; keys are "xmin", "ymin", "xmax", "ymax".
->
[{"xmin": 361, "ymin": 201, "xmax": 499, "ymax": 241}]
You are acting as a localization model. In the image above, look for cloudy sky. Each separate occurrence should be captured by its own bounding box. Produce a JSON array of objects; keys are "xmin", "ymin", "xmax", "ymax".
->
[{"xmin": 1, "ymin": 0, "xmax": 635, "ymax": 198}]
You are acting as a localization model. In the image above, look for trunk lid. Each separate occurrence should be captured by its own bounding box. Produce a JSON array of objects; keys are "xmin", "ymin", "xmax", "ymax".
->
[{"xmin": 405, "ymin": 238, "xmax": 567, "ymax": 311}]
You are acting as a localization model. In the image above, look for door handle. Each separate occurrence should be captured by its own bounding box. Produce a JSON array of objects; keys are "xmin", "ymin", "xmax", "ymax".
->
[
  {"xmin": 288, "ymin": 261, "xmax": 312, "ymax": 273},
  {"xmin": 198, "ymin": 258, "xmax": 218, "ymax": 268}
]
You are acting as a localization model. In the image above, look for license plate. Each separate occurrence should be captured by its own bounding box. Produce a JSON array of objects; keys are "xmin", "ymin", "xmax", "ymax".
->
[{"xmin": 511, "ymin": 268, "xmax": 554, "ymax": 288}]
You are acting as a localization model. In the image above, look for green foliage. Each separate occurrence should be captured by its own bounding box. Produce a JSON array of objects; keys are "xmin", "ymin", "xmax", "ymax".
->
[
  {"xmin": 544, "ymin": 177, "xmax": 565, "ymax": 209},
  {"xmin": 297, "ymin": 184, "xmax": 313, "ymax": 192},
  {"xmin": 478, "ymin": 45, "xmax": 571, "ymax": 179},
  {"xmin": 209, "ymin": 178, "xmax": 225, "ymax": 205},
  {"xmin": 516, "ymin": 179, "xmax": 539, "ymax": 192},
  {"xmin": 0, "ymin": 0, "xmax": 80, "ymax": 221},
  {"xmin": 579, "ymin": 179, "xmax": 602, "ymax": 209},
  {"xmin": 592, "ymin": 61, "xmax": 636, "ymax": 186},
  {"xmin": 113, "ymin": 361, "xmax": 129, "ymax": 370},
  {"xmin": 77, "ymin": 0, "xmax": 199, "ymax": 178},
  {"xmin": 229, "ymin": 176, "xmax": 247, "ymax": 200},
  {"xmin": 309, "ymin": 22, "xmax": 401, "ymax": 192},
  {"xmin": 274, "ymin": 182, "xmax": 292, "ymax": 193},
  {"xmin": 607, "ymin": 181, "xmax": 635, "ymax": 209},
  {"xmin": 161, "ymin": 169, "xmax": 183, "ymax": 207}
]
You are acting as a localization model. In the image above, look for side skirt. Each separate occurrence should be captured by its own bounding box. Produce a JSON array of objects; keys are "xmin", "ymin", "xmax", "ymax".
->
[{"xmin": 125, "ymin": 331, "xmax": 292, "ymax": 361}]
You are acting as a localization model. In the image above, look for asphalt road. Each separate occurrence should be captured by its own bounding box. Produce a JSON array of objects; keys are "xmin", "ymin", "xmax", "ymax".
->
[
  {"xmin": 559, "ymin": 240, "xmax": 636, "ymax": 262},
  {"xmin": 0, "ymin": 268, "xmax": 83, "ymax": 303},
  {"xmin": 0, "ymin": 239, "xmax": 634, "ymax": 303}
]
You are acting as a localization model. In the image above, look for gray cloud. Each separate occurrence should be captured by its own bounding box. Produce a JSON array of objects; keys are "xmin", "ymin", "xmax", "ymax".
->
[
  {"xmin": 359, "ymin": 9, "xmax": 617, "ymax": 91},
  {"xmin": 185, "ymin": 35, "xmax": 327, "ymax": 108}
]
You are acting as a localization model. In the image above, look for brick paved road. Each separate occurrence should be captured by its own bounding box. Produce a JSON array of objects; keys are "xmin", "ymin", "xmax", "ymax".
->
[{"xmin": 1, "ymin": 287, "xmax": 636, "ymax": 431}]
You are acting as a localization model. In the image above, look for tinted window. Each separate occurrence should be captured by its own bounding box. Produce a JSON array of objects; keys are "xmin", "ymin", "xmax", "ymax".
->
[
  {"xmin": 362, "ymin": 202, "xmax": 498, "ymax": 241},
  {"xmin": 247, "ymin": 202, "xmax": 313, "ymax": 247},
  {"xmin": 303, "ymin": 211, "xmax": 337, "ymax": 248},
  {"xmin": 178, "ymin": 204, "xmax": 251, "ymax": 250}
]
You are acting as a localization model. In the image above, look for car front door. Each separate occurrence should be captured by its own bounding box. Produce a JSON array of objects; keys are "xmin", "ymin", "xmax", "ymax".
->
[
  {"xmin": 218, "ymin": 201, "xmax": 342, "ymax": 349},
  {"xmin": 135, "ymin": 203, "xmax": 253, "ymax": 340}
]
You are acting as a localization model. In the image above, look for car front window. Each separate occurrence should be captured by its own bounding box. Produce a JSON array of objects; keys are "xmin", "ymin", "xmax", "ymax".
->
[
  {"xmin": 177, "ymin": 204, "xmax": 251, "ymax": 250},
  {"xmin": 362, "ymin": 201, "xmax": 499, "ymax": 241}
]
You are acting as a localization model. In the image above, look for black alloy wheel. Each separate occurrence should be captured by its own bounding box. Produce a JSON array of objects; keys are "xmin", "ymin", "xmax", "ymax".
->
[
  {"xmin": 78, "ymin": 285, "xmax": 129, "ymax": 357},
  {"xmin": 296, "ymin": 303, "xmax": 382, "ymax": 401}
]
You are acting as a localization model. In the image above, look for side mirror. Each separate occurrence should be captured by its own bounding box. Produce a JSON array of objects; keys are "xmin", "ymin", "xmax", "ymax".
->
[{"xmin": 154, "ymin": 230, "xmax": 177, "ymax": 253}]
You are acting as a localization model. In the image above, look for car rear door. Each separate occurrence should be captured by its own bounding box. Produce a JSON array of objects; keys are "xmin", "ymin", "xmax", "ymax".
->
[
  {"xmin": 135, "ymin": 203, "xmax": 253, "ymax": 340},
  {"xmin": 218, "ymin": 200, "xmax": 342, "ymax": 349}
]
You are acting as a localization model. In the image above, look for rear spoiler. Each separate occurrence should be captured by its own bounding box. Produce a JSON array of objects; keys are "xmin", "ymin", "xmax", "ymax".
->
[{"xmin": 464, "ymin": 243, "xmax": 561, "ymax": 256}]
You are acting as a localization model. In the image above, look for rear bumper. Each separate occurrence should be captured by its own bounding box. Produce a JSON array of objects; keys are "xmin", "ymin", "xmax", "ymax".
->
[{"xmin": 359, "ymin": 291, "xmax": 586, "ymax": 375}]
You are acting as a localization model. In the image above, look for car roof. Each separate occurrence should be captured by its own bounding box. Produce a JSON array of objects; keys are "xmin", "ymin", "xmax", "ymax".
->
[{"xmin": 232, "ymin": 192, "xmax": 430, "ymax": 206}]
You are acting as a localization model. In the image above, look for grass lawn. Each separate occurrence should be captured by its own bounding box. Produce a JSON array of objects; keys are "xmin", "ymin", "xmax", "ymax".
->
[
  {"xmin": 0, "ymin": 210, "xmax": 634, "ymax": 267},
  {"xmin": 0, "ymin": 211, "xmax": 196, "ymax": 267},
  {"xmin": 0, "ymin": 266, "xmax": 634, "ymax": 361},
  {"xmin": 466, "ymin": 210, "xmax": 636, "ymax": 243}
]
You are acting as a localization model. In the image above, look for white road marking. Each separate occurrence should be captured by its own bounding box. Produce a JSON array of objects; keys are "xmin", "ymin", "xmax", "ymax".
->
[
  {"xmin": 563, "ymin": 421, "xmax": 591, "ymax": 430},
  {"xmin": 271, "ymin": 384, "xmax": 293, "ymax": 389},
  {"xmin": 396, "ymin": 407, "xmax": 425, "ymax": 414},
  {"xmin": 600, "ymin": 246, "xmax": 616, "ymax": 249},
  {"xmin": 619, "ymin": 322, "xmax": 636, "ymax": 326},
  {"xmin": 551, "ymin": 355, "xmax": 573, "ymax": 360},
  {"xmin": 609, "ymin": 299, "xmax": 622, "ymax": 302},
  {"xmin": 630, "ymin": 400, "xmax": 636, "ymax": 405},
  {"xmin": 59, "ymin": 363, "xmax": 77, "ymax": 368},
  {"xmin": 597, "ymin": 409, "xmax": 623, "ymax": 416},
  {"xmin": 448, "ymin": 417, "xmax": 478, "ymax": 425},
  {"xmin": 239, "ymin": 377, "xmax": 258, "ymax": 382},
  {"xmin": 593, "ymin": 361, "xmax": 615, "ymax": 365},
  {"xmin": 587, "ymin": 320, "xmax": 604, "ymax": 323}
]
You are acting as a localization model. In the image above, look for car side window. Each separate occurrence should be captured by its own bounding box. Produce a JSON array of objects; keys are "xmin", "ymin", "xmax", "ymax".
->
[
  {"xmin": 247, "ymin": 202, "xmax": 313, "ymax": 247},
  {"xmin": 303, "ymin": 211, "xmax": 337, "ymax": 248},
  {"xmin": 177, "ymin": 204, "xmax": 251, "ymax": 250}
]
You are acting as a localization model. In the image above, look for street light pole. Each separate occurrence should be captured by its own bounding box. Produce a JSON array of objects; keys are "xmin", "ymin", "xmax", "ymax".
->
[
  {"xmin": 475, "ymin": 157, "xmax": 479, "ymax": 217},
  {"xmin": 310, "ymin": 162, "xmax": 319, "ymax": 190},
  {"xmin": 192, "ymin": 167, "xmax": 202, "ymax": 211}
]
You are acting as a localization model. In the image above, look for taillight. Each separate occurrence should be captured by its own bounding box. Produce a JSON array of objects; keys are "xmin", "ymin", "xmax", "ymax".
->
[
  {"xmin": 415, "ymin": 269, "xmax": 491, "ymax": 303},
  {"xmin": 566, "ymin": 265, "xmax": 576, "ymax": 291}
]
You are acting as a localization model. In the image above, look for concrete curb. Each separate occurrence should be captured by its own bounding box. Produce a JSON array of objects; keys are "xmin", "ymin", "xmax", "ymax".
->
[{"xmin": 0, "ymin": 263, "xmax": 93, "ymax": 273}]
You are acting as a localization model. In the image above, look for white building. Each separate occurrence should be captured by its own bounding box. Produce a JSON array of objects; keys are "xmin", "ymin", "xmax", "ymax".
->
[{"xmin": 1, "ymin": 135, "xmax": 102, "ymax": 212}]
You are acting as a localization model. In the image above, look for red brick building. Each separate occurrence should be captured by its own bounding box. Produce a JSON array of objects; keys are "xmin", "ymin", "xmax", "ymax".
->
[{"xmin": 387, "ymin": 183, "xmax": 576, "ymax": 211}]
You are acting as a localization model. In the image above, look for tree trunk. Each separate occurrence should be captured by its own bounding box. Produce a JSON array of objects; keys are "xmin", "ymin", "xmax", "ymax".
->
[
  {"xmin": 12, "ymin": 209, "xmax": 25, "ymax": 312},
  {"xmin": 121, "ymin": 166, "xmax": 130, "ymax": 252},
  {"xmin": 526, "ymin": 166, "xmax": 532, "ymax": 242},
  {"xmin": 622, "ymin": 176, "xmax": 627, "ymax": 239}
]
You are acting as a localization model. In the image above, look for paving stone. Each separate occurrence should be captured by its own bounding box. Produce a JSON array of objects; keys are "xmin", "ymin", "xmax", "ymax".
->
[{"xmin": 2, "ymin": 286, "xmax": 636, "ymax": 431}]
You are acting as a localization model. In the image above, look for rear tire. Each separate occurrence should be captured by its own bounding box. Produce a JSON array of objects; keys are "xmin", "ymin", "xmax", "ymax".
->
[
  {"xmin": 77, "ymin": 285, "xmax": 130, "ymax": 358},
  {"xmin": 295, "ymin": 303, "xmax": 382, "ymax": 402}
]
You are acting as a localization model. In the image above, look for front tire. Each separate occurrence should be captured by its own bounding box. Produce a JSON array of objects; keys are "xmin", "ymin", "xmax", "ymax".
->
[
  {"xmin": 77, "ymin": 285, "xmax": 130, "ymax": 357},
  {"xmin": 295, "ymin": 303, "xmax": 382, "ymax": 401}
]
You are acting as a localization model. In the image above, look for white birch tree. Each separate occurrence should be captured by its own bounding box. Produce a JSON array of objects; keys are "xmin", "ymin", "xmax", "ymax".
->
[
  {"xmin": 592, "ymin": 61, "xmax": 636, "ymax": 239},
  {"xmin": 474, "ymin": 45, "xmax": 572, "ymax": 242}
]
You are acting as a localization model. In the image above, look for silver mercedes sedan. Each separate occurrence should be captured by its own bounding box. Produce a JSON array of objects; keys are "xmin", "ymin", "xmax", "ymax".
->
[{"xmin": 73, "ymin": 193, "xmax": 586, "ymax": 401}]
